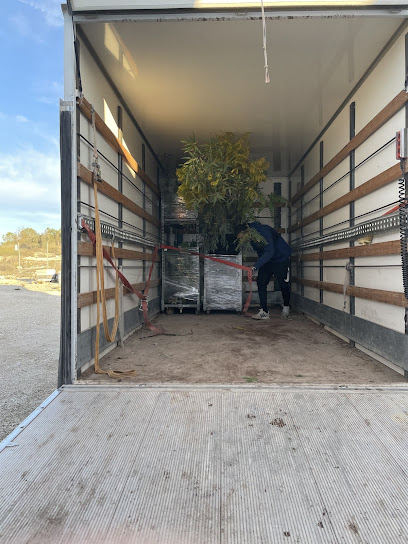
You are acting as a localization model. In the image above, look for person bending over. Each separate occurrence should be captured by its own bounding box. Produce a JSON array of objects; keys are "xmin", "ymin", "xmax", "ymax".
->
[{"xmin": 240, "ymin": 222, "xmax": 291, "ymax": 320}]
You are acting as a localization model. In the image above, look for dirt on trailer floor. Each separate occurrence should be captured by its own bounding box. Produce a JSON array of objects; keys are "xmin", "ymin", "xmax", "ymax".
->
[{"xmin": 80, "ymin": 308, "xmax": 405, "ymax": 385}]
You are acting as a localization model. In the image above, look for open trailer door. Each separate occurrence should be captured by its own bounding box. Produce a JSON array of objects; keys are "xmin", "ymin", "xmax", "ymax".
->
[{"xmin": 60, "ymin": 0, "xmax": 408, "ymax": 383}]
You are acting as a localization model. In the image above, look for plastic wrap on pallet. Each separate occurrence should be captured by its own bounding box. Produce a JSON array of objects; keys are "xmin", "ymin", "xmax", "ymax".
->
[
  {"xmin": 163, "ymin": 251, "xmax": 200, "ymax": 306},
  {"xmin": 163, "ymin": 192, "xmax": 197, "ymax": 222},
  {"xmin": 203, "ymin": 254, "xmax": 243, "ymax": 312}
]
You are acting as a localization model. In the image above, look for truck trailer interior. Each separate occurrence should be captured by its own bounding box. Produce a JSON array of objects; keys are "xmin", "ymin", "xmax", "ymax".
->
[
  {"xmin": 2, "ymin": 3, "xmax": 408, "ymax": 543},
  {"xmin": 68, "ymin": 8, "xmax": 408, "ymax": 382}
]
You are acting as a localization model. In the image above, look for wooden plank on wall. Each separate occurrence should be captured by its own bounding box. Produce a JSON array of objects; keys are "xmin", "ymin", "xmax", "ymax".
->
[
  {"xmin": 288, "ymin": 163, "xmax": 402, "ymax": 233},
  {"xmin": 292, "ymin": 276, "xmax": 408, "ymax": 308},
  {"xmin": 78, "ymin": 241, "xmax": 154, "ymax": 261},
  {"xmin": 78, "ymin": 163, "xmax": 160, "ymax": 227},
  {"xmin": 77, "ymin": 97, "xmax": 160, "ymax": 196},
  {"xmin": 291, "ymin": 241, "xmax": 401, "ymax": 261},
  {"xmin": 77, "ymin": 279, "xmax": 161, "ymax": 309},
  {"xmin": 291, "ymin": 91, "xmax": 408, "ymax": 204}
]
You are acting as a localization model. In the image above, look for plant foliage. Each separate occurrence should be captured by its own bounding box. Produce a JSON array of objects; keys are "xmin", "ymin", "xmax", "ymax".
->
[
  {"xmin": 176, "ymin": 133, "xmax": 287, "ymax": 252},
  {"xmin": 234, "ymin": 226, "xmax": 267, "ymax": 254}
]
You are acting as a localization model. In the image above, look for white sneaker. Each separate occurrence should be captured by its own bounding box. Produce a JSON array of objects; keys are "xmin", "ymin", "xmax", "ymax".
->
[
  {"xmin": 252, "ymin": 309, "xmax": 270, "ymax": 320},
  {"xmin": 282, "ymin": 306, "xmax": 290, "ymax": 317}
]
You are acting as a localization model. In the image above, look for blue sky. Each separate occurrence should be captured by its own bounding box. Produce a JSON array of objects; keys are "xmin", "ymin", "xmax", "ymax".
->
[{"xmin": 0, "ymin": 0, "xmax": 63, "ymax": 240}]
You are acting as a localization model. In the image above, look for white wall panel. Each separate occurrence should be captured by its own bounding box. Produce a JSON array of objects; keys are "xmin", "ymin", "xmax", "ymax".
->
[
  {"xmin": 355, "ymin": 300, "xmax": 405, "ymax": 333},
  {"xmin": 302, "ymin": 219, "xmax": 319, "ymax": 238},
  {"xmin": 355, "ymin": 184, "xmax": 400, "ymax": 224},
  {"xmin": 293, "ymin": 27, "xmax": 406, "ymax": 343},
  {"xmin": 353, "ymin": 34, "xmax": 405, "ymax": 132},
  {"xmin": 78, "ymin": 34, "xmax": 162, "ymax": 344},
  {"xmin": 355, "ymin": 255, "xmax": 403, "ymax": 291},
  {"xmin": 324, "ymin": 292, "xmax": 347, "ymax": 312},
  {"xmin": 321, "ymin": 108, "xmax": 349, "ymax": 166},
  {"xmin": 303, "ymin": 144, "xmax": 320, "ymax": 183},
  {"xmin": 323, "ymin": 206, "xmax": 349, "ymax": 234}
]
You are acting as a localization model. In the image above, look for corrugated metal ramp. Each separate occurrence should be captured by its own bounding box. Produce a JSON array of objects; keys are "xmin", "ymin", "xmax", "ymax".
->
[{"xmin": 1, "ymin": 384, "xmax": 408, "ymax": 543}]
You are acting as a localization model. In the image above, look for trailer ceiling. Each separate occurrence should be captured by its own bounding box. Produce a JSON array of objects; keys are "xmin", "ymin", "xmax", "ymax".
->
[{"xmin": 79, "ymin": 16, "xmax": 405, "ymax": 172}]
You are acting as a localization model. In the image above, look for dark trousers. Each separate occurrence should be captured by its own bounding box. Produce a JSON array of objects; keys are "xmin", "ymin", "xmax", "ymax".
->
[{"xmin": 257, "ymin": 260, "xmax": 290, "ymax": 312}]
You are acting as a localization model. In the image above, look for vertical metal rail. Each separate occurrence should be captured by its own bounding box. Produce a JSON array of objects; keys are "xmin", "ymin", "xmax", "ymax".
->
[
  {"xmin": 161, "ymin": 178, "xmax": 165, "ymax": 313},
  {"xmin": 117, "ymin": 107, "xmax": 124, "ymax": 241},
  {"xmin": 59, "ymin": 103, "xmax": 74, "ymax": 387},
  {"xmin": 404, "ymin": 32, "xmax": 408, "ymax": 336},
  {"xmin": 288, "ymin": 177, "xmax": 292, "ymax": 300},
  {"xmin": 288, "ymin": 179, "xmax": 292, "ymax": 243},
  {"xmin": 319, "ymin": 141, "xmax": 324, "ymax": 304},
  {"xmin": 274, "ymin": 182, "xmax": 282, "ymax": 229},
  {"xmin": 300, "ymin": 165, "xmax": 305, "ymax": 297},
  {"xmin": 60, "ymin": 6, "xmax": 78, "ymax": 385},
  {"xmin": 157, "ymin": 166, "xmax": 162, "ymax": 311},
  {"xmin": 117, "ymin": 106, "xmax": 124, "ymax": 347},
  {"xmin": 75, "ymin": 40, "xmax": 82, "ymax": 346},
  {"xmin": 274, "ymin": 182, "xmax": 282, "ymax": 293},
  {"xmin": 142, "ymin": 143, "xmax": 147, "ymax": 283},
  {"xmin": 349, "ymin": 102, "xmax": 356, "ymax": 325}
]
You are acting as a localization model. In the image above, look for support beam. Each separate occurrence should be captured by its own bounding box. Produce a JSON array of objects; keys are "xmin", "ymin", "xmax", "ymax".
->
[
  {"xmin": 78, "ymin": 241, "xmax": 153, "ymax": 261},
  {"xmin": 291, "ymin": 91, "xmax": 408, "ymax": 204},
  {"xmin": 59, "ymin": 104, "xmax": 74, "ymax": 387},
  {"xmin": 292, "ymin": 241, "xmax": 401, "ymax": 261},
  {"xmin": 289, "ymin": 163, "xmax": 403, "ymax": 233},
  {"xmin": 77, "ymin": 97, "xmax": 159, "ymax": 196},
  {"xmin": 292, "ymin": 276, "xmax": 408, "ymax": 308},
  {"xmin": 78, "ymin": 163, "xmax": 160, "ymax": 227},
  {"xmin": 77, "ymin": 279, "xmax": 161, "ymax": 309}
]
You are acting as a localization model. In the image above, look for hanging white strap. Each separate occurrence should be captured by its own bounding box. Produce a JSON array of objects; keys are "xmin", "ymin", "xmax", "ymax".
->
[{"xmin": 261, "ymin": 0, "xmax": 270, "ymax": 84}]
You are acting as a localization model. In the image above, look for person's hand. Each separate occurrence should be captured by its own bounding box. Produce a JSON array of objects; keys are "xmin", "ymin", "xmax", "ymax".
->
[{"xmin": 251, "ymin": 267, "xmax": 258, "ymax": 280}]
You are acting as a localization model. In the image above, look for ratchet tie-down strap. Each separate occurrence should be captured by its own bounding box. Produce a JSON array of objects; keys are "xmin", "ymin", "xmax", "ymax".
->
[
  {"xmin": 81, "ymin": 222, "xmax": 254, "ymax": 333},
  {"xmin": 81, "ymin": 219, "xmax": 164, "ymax": 336}
]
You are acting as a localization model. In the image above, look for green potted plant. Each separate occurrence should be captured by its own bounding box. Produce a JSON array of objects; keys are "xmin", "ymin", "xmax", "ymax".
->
[{"xmin": 176, "ymin": 132, "xmax": 286, "ymax": 253}]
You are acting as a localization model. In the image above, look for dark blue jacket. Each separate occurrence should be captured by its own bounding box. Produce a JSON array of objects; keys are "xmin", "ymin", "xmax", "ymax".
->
[{"xmin": 249, "ymin": 222, "xmax": 291, "ymax": 269}]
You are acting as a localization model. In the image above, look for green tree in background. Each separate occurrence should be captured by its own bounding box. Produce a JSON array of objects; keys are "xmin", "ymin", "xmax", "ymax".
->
[
  {"xmin": 18, "ymin": 228, "xmax": 41, "ymax": 249},
  {"xmin": 0, "ymin": 227, "xmax": 61, "ymax": 278},
  {"xmin": 41, "ymin": 228, "xmax": 61, "ymax": 251},
  {"xmin": 2, "ymin": 232, "xmax": 18, "ymax": 244}
]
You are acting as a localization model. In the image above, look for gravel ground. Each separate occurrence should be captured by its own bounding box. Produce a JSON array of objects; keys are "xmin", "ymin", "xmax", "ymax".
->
[{"xmin": 0, "ymin": 285, "xmax": 60, "ymax": 441}]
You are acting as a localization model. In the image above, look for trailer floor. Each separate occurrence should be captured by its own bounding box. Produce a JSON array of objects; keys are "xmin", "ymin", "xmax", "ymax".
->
[
  {"xmin": 2, "ymin": 384, "xmax": 408, "ymax": 543},
  {"xmin": 80, "ymin": 309, "xmax": 404, "ymax": 385}
]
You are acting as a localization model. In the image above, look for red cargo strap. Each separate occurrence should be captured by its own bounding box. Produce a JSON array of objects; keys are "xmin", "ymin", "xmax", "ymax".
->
[
  {"xmin": 382, "ymin": 201, "xmax": 407, "ymax": 216},
  {"xmin": 81, "ymin": 220, "xmax": 254, "ymax": 335},
  {"xmin": 81, "ymin": 219, "xmax": 165, "ymax": 334},
  {"xmin": 141, "ymin": 245, "xmax": 165, "ymax": 335}
]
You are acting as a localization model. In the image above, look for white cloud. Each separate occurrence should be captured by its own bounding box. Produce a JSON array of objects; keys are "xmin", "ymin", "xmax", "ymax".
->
[
  {"xmin": 9, "ymin": 13, "xmax": 45, "ymax": 43},
  {"xmin": 0, "ymin": 147, "xmax": 61, "ymax": 238},
  {"xmin": 33, "ymin": 80, "xmax": 64, "ymax": 106},
  {"xmin": 0, "ymin": 148, "xmax": 60, "ymax": 205},
  {"xmin": 17, "ymin": 0, "xmax": 63, "ymax": 28},
  {"xmin": 1, "ymin": 112, "xmax": 59, "ymax": 151},
  {"xmin": 9, "ymin": 14, "xmax": 30, "ymax": 35}
]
